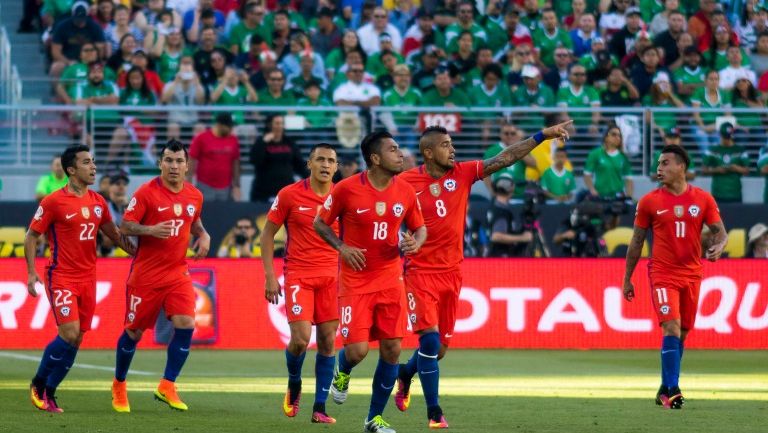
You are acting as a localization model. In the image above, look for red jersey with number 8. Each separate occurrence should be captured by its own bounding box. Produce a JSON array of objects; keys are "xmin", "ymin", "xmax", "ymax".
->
[
  {"xmin": 123, "ymin": 178, "xmax": 203, "ymax": 289},
  {"xmin": 318, "ymin": 172, "xmax": 424, "ymax": 296},
  {"xmin": 634, "ymin": 185, "xmax": 721, "ymax": 281}
]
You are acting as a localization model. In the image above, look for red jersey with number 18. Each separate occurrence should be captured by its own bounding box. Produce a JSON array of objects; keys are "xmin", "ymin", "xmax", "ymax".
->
[
  {"xmin": 398, "ymin": 161, "xmax": 482, "ymax": 273},
  {"xmin": 29, "ymin": 186, "xmax": 113, "ymax": 279},
  {"xmin": 123, "ymin": 178, "xmax": 204, "ymax": 289},
  {"xmin": 318, "ymin": 172, "xmax": 424, "ymax": 296},
  {"xmin": 267, "ymin": 178, "xmax": 339, "ymax": 278},
  {"xmin": 634, "ymin": 185, "xmax": 720, "ymax": 281}
]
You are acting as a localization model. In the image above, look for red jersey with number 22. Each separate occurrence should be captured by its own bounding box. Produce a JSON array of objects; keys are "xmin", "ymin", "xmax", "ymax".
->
[
  {"xmin": 634, "ymin": 185, "xmax": 720, "ymax": 281},
  {"xmin": 318, "ymin": 172, "xmax": 424, "ymax": 296},
  {"xmin": 399, "ymin": 160, "xmax": 482, "ymax": 273},
  {"xmin": 29, "ymin": 186, "xmax": 112, "ymax": 279},
  {"xmin": 123, "ymin": 178, "xmax": 204, "ymax": 289},
  {"xmin": 267, "ymin": 178, "xmax": 339, "ymax": 278}
]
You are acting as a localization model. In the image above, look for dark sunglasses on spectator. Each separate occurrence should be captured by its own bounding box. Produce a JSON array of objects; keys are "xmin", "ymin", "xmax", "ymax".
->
[
  {"xmin": 350, "ymin": 68, "xmax": 364, "ymax": 73},
  {"xmin": 516, "ymin": 51, "xmax": 531, "ymax": 56},
  {"xmin": 503, "ymin": 130, "xmax": 520, "ymax": 135},
  {"xmin": 237, "ymin": 225, "xmax": 252, "ymax": 230},
  {"xmin": 571, "ymin": 72, "xmax": 586, "ymax": 76}
]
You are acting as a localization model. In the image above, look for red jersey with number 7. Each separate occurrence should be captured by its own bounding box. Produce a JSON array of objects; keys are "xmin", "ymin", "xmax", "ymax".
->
[
  {"xmin": 267, "ymin": 178, "xmax": 339, "ymax": 278},
  {"xmin": 123, "ymin": 178, "xmax": 204, "ymax": 289},
  {"xmin": 29, "ymin": 186, "xmax": 113, "ymax": 280},
  {"xmin": 634, "ymin": 185, "xmax": 721, "ymax": 281},
  {"xmin": 398, "ymin": 161, "xmax": 483, "ymax": 273},
  {"xmin": 318, "ymin": 172, "xmax": 425, "ymax": 296}
]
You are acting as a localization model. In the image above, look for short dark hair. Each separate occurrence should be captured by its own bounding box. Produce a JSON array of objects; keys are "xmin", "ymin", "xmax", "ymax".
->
[
  {"xmin": 660, "ymin": 144, "xmax": 690, "ymax": 169},
  {"xmin": 60, "ymin": 145, "xmax": 91, "ymax": 177},
  {"xmin": 482, "ymin": 63, "xmax": 503, "ymax": 79},
  {"xmin": 419, "ymin": 125, "xmax": 448, "ymax": 153},
  {"xmin": 309, "ymin": 143, "xmax": 336, "ymax": 159},
  {"xmin": 361, "ymin": 130, "xmax": 394, "ymax": 166},
  {"xmin": 158, "ymin": 139, "xmax": 189, "ymax": 161}
]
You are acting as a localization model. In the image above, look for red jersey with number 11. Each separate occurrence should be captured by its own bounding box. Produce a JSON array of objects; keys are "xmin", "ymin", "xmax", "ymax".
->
[
  {"xmin": 123, "ymin": 178, "xmax": 203, "ymax": 289},
  {"xmin": 318, "ymin": 172, "xmax": 424, "ymax": 296},
  {"xmin": 634, "ymin": 185, "xmax": 720, "ymax": 281}
]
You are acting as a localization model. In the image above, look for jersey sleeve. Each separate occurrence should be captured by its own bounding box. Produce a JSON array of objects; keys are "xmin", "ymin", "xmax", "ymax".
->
[
  {"xmin": 464, "ymin": 160, "xmax": 483, "ymax": 183},
  {"xmin": 703, "ymin": 193, "xmax": 721, "ymax": 225},
  {"xmin": 29, "ymin": 196, "xmax": 56, "ymax": 234},
  {"xmin": 403, "ymin": 188, "xmax": 425, "ymax": 232},
  {"xmin": 266, "ymin": 187, "xmax": 291, "ymax": 227},
  {"xmin": 318, "ymin": 185, "xmax": 345, "ymax": 226},
  {"xmin": 122, "ymin": 186, "xmax": 148, "ymax": 224},
  {"xmin": 633, "ymin": 195, "xmax": 652, "ymax": 229},
  {"xmin": 194, "ymin": 191, "xmax": 203, "ymax": 224}
]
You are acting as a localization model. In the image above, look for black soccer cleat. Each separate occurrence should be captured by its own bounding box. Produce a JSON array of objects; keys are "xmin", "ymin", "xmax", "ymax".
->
[
  {"xmin": 665, "ymin": 386, "xmax": 685, "ymax": 409},
  {"xmin": 655, "ymin": 384, "xmax": 668, "ymax": 406}
]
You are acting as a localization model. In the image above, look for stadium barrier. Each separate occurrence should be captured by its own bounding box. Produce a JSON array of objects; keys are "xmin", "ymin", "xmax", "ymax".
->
[{"xmin": 0, "ymin": 258, "xmax": 765, "ymax": 350}]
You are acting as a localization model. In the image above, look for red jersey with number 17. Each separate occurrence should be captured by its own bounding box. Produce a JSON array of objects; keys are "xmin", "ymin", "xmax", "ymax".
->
[
  {"xmin": 318, "ymin": 172, "xmax": 425, "ymax": 296},
  {"xmin": 267, "ymin": 178, "xmax": 339, "ymax": 278},
  {"xmin": 29, "ymin": 186, "xmax": 112, "ymax": 279},
  {"xmin": 398, "ymin": 161, "xmax": 483, "ymax": 273},
  {"xmin": 123, "ymin": 178, "xmax": 204, "ymax": 289},
  {"xmin": 634, "ymin": 185, "xmax": 721, "ymax": 281}
]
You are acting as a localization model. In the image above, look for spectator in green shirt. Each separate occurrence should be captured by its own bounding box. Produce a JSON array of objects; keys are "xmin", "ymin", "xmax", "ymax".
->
[
  {"xmin": 35, "ymin": 156, "xmax": 68, "ymax": 201},
  {"xmin": 532, "ymin": 8, "xmax": 573, "ymax": 68},
  {"xmin": 482, "ymin": 124, "xmax": 537, "ymax": 198},
  {"xmin": 297, "ymin": 80, "xmax": 334, "ymax": 127},
  {"xmin": 420, "ymin": 67, "xmax": 471, "ymax": 107},
  {"xmin": 381, "ymin": 64, "xmax": 421, "ymax": 136},
  {"xmin": 557, "ymin": 63, "xmax": 602, "ymax": 133},
  {"xmin": 673, "ymin": 46, "xmax": 707, "ymax": 104},
  {"xmin": 702, "ymin": 122, "xmax": 751, "ymax": 203},
  {"xmin": 512, "ymin": 64, "xmax": 555, "ymax": 130},
  {"xmin": 691, "ymin": 69, "xmax": 731, "ymax": 152},
  {"xmin": 468, "ymin": 64, "xmax": 512, "ymax": 112},
  {"xmin": 758, "ymin": 145, "xmax": 768, "ymax": 203},
  {"xmin": 211, "ymin": 67, "xmax": 258, "ymax": 125},
  {"xmin": 541, "ymin": 148, "xmax": 576, "ymax": 203},
  {"xmin": 56, "ymin": 42, "xmax": 112, "ymax": 104},
  {"xmin": 583, "ymin": 124, "xmax": 634, "ymax": 199},
  {"xmin": 228, "ymin": 2, "xmax": 270, "ymax": 55},
  {"xmin": 644, "ymin": 73, "xmax": 685, "ymax": 139},
  {"xmin": 257, "ymin": 69, "xmax": 297, "ymax": 111},
  {"xmin": 649, "ymin": 130, "xmax": 696, "ymax": 181}
]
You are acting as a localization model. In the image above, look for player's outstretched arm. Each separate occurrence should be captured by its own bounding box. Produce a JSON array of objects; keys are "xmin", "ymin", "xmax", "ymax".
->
[
  {"xmin": 313, "ymin": 215, "xmax": 366, "ymax": 271},
  {"xmin": 24, "ymin": 229, "xmax": 43, "ymax": 297},
  {"xmin": 101, "ymin": 221, "xmax": 137, "ymax": 256},
  {"xmin": 622, "ymin": 226, "xmax": 648, "ymax": 302},
  {"xmin": 191, "ymin": 219, "xmax": 211, "ymax": 260},
  {"xmin": 260, "ymin": 220, "xmax": 283, "ymax": 304},
  {"xmin": 121, "ymin": 220, "xmax": 175, "ymax": 238},
  {"xmin": 704, "ymin": 221, "xmax": 728, "ymax": 262},
  {"xmin": 482, "ymin": 120, "xmax": 572, "ymax": 178}
]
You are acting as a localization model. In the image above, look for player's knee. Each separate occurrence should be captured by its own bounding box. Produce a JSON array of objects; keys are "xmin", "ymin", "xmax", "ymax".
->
[
  {"xmin": 437, "ymin": 344, "xmax": 448, "ymax": 360},
  {"xmin": 661, "ymin": 321, "xmax": 681, "ymax": 337},
  {"xmin": 171, "ymin": 315, "xmax": 195, "ymax": 329},
  {"xmin": 125, "ymin": 328, "xmax": 143, "ymax": 342},
  {"xmin": 379, "ymin": 340, "xmax": 401, "ymax": 363},
  {"xmin": 345, "ymin": 345, "xmax": 369, "ymax": 364},
  {"xmin": 316, "ymin": 334, "xmax": 336, "ymax": 356},
  {"xmin": 289, "ymin": 335, "xmax": 309, "ymax": 353},
  {"xmin": 58, "ymin": 328, "xmax": 80, "ymax": 346}
]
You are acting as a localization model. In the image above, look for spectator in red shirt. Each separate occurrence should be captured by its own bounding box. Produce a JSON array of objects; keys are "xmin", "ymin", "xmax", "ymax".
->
[
  {"xmin": 189, "ymin": 113, "xmax": 242, "ymax": 201},
  {"xmin": 117, "ymin": 49, "xmax": 164, "ymax": 95}
]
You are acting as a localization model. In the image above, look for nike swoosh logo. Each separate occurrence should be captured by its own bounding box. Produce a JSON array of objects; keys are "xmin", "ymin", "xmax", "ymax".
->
[
  {"xmin": 380, "ymin": 383, "xmax": 394, "ymax": 390},
  {"xmin": 656, "ymin": 210, "xmax": 668, "ymax": 215},
  {"xmin": 416, "ymin": 191, "xmax": 424, "ymax": 195},
  {"xmin": 444, "ymin": 333, "xmax": 452, "ymax": 338},
  {"xmin": 158, "ymin": 206, "xmax": 170, "ymax": 211},
  {"xmin": 65, "ymin": 213, "xmax": 77, "ymax": 219},
  {"xmin": 298, "ymin": 206, "xmax": 312, "ymax": 211},
  {"xmin": 180, "ymin": 347, "xmax": 190, "ymax": 352},
  {"xmin": 121, "ymin": 347, "xmax": 135, "ymax": 353},
  {"xmin": 321, "ymin": 387, "xmax": 330, "ymax": 392},
  {"xmin": 420, "ymin": 369, "xmax": 438, "ymax": 374},
  {"xmin": 661, "ymin": 350, "xmax": 676, "ymax": 354},
  {"xmin": 356, "ymin": 208, "xmax": 370, "ymax": 214},
  {"xmin": 50, "ymin": 355, "xmax": 63, "ymax": 361}
]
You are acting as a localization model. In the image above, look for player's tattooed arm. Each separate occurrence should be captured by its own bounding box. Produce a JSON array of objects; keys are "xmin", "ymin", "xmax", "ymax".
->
[
  {"xmin": 705, "ymin": 221, "xmax": 728, "ymax": 262},
  {"xmin": 314, "ymin": 215, "xmax": 366, "ymax": 271},
  {"xmin": 622, "ymin": 226, "xmax": 648, "ymax": 302},
  {"xmin": 121, "ymin": 220, "xmax": 174, "ymax": 238},
  {"xmin": 24, "ymin": 229, "xmax": 43, "ymax": 297},
  {"xmin": 481, "ymin": 120, "xmax": 572, "ymax": 178},
  {"xmin": 261, "ymin": 221, "xmax": 282, "ymax": 304},
  {"xmin": 101, "ymin": 221, "xmax": 137, "ymax": 256},
  {"xmin": 191, "ymin": 219, "xmax": 211, "ymax": 259}
]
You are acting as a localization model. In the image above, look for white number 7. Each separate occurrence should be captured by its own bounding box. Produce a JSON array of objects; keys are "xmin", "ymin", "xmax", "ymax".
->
[{"xmin": 290, "ymin": 285, "xmax": 300, "ymax": 304}]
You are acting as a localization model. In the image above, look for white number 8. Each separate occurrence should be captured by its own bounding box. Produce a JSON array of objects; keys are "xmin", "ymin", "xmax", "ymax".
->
[{"xmin": 435, "ymin": 199, "xmax": 447, "ymax": 217}]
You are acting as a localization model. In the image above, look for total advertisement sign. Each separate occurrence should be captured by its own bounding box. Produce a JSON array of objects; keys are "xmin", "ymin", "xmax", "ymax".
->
[{"xmin": 0, "ymin": 259, "xmax": 765, "ymax": 349}]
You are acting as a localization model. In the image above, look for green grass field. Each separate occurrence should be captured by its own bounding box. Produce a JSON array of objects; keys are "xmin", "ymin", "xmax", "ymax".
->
[{"xmin": 1, "ymin": 349, "xmax": 766, "ymax": 433}]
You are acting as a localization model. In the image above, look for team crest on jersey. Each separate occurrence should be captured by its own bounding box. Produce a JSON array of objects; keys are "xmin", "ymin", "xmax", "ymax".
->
[
  {"xmin": 409, "ymin": 313, "xmax": 417, "ymax": 324},
  {"xmin": 186, "ymin": 204, "xmax": 196, "ymax": 217},
  {"xmin": 392, "ymin": 203, "xmax": 404, "ymax": 217},
  {"xmin": 292, "ymin": 304, "xmax": 302, "ymax": 315},
  {"xmin": 341, "ymin": 327, "xmax": 349, "ymax": 338},
  {"xmin": 660, "ymin": 305, "xmax": 670, "ymax": 315},
  {"xmin": 688, "ymin": 205, "xmax": 700, "ymax": 218},
  {"xmin": 271, "ymin": 196, "xmax": 280, "ymax": 211},
  {"xmin": 323, "ymin": 195, "xmax": 332, "ymax": 210},
  {"xmin": 127, "ymin": 312, "xmax": 135, "ymax": 323},
  {"xmin": 375, "ymin": 201, "xmax": 386, "ymax": 216},
  {"xmin": 429, "ymin": 182, "xmax": 441, "ymax": 197},
  {"xmin": 94, "ymin": 206, "xmax": 102, "ymax": 218},
  {"xmin": 173, "ymin": 203, "xmax": 183, "ymax": 216},
  {"xmin": 81, "ymin": 207, "xmax": 90, "ymax": 219},
  {"xmin": 127, "ymin": 197, "xmax": 137, "ymax": 212},
  {"xmin": 674, "ymin": 205, "xmax": 684, "ymax": 218},
  {"xmin": 60, "ymin": 306, "xmax": 71, "ymax": 317},
  {"xmin": 443, "ymin": 178, "xmax": 457, "ymax": 192},
  {"xmin": 34, "ymin": 206, "xmax": 43, "ymax": 221}
]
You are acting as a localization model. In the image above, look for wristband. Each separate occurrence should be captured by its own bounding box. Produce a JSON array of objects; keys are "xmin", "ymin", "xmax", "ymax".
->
[{"xmin": 533, "ymin": 131, "xmax": 545, "ymax": 144}]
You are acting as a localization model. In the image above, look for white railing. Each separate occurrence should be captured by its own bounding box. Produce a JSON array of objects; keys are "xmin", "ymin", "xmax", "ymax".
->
[{"xmin": 0, "ymin": 26, "xmax": 13, "ymax": 104}]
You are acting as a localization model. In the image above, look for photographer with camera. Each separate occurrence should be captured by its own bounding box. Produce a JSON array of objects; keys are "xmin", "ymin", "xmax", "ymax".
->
[
  {"xmin": 488, "ymin": 176, "xmax": 534, "ymax": 257},
  {"xmin": 217, "ymin": 217, "xmax": 257, "ymax": 258},
  {"xmin": 554, "ymin": 199, "xmax": 609, "ymax": 257}
]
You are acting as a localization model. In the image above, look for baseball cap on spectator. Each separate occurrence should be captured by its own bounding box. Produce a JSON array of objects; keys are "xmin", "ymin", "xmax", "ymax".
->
[
  {"xmin": 259, "ymin": 50, "xmax": 277, "ymax": 62},
  {"xmin": 380, "ymin": 32, "xmax": 392, "ymax": 43},
  {"xmin": 596, "ymin": 49, "xmax": 612, "ymax": 64},
  {"xmin": 72, "ymin": 1, "xmax": 89, "ymax": 17},
  {"xmin": 110, "ymin": 171, "xmax": 130, "ymax": 185},
  {"xmin": 666, "ymin": 127, "xmax": 681, "ymax": 138},
  {"xmin": 416, "ymin": 7, "xmax": 434, "ymax": 19},
  {"xmin": 318, "ymin": 7, "xmax": 335, "ymax": 18},
  {"xmin": 592, "ymin": 36, "xmax": 605, "ymax": 45},
  {"xmin": 88, "ymin": 61, "xmax": 105, "ymax": 71},
  {"xmin": 748, "ymin": 223, "xmax": 768, "ymax": 245},
  {"xmin": 521, "ymin": 64, "xmax": 540, "ymax": 78},
  {"xmin": 652, "ymin": 71, "xmax": 671, "ymax": 84},
  {"xmin": 493, "ymin": 175, "xmax": 515, "ymax": 194},
  {"xmin": 624, "ymin": 7, "xmax": 641, "ymax": 17},
  {"xmin": 423, "ymin": 44, "xmax": 439, "ymax": 57},
  {"xmin": 434, "ymin": 64, "xmax": 450, "ymax": 75},
  {"xmin": 719, "ymin": 121, "xmax": 735, "ymax": 138},
  {"xmin": 215, "ymin": 112, "xmax": 235, "ymax": 127}
]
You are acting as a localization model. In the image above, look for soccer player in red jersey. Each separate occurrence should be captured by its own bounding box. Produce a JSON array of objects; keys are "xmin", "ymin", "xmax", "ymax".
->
[
  {"xmin": 111, "ymin": 140, "xmax": 210, "ymax": 413},
  {"xmin": 314, "ymin": 131, "xmax": 426, "ymax": 433},
  {"xmin": 261, "ymin": 143, "xmax": 340, "ymax": 423},
  {"xmin": 624, "ymin": 145, "xmax": 728, "ymax": 409},
  {"xmin": 25, "ymin": 145, "xmax": 135, "ymax": 413},
  {"xmin": 394, "ymin": 121, "xmax": 572, "ymax": 428}
]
